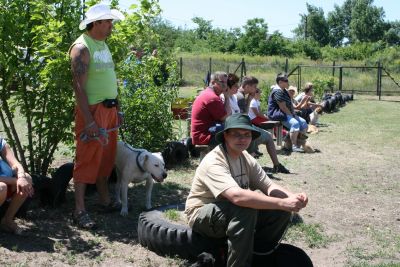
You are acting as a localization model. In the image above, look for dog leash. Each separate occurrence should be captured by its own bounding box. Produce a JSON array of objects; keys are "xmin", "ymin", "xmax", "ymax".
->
[{"xmin": 80, "ymin": 125, "xmax": 120, "ymax": 146}]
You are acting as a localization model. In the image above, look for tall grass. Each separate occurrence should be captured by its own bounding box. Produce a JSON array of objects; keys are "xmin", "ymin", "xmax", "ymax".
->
[{"xmin": 176, "ymin": 52, "xmax": 400, "ymax": 95}]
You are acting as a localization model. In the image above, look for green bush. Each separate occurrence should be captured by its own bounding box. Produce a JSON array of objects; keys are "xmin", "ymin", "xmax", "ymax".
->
[
  {"xmin": 312, "ymin": 77, "xmax": 335, "ymax": 100},
  {"xmin": 119, "ymin": 54, "xmax": 179, "ymax": 151}
]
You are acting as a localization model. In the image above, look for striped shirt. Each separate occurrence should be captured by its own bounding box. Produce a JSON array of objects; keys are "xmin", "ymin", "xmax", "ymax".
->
[{"xmin": 273, "ymin": 87, "xmax": 294, "ymax": 114}]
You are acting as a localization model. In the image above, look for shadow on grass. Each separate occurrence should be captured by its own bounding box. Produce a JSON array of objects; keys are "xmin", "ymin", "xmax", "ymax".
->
[{"xmin": 0, "ymin": 180, "xmax": 189, "ymax": 256}]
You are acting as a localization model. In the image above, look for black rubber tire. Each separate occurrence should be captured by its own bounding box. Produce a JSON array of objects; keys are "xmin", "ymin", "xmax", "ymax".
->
[
  {"xmin": 162, "ymin": 141, "xmax": 189, "ymax": 168},
  {"xmin": 51, "ymin": 162, "xmax": 74, "ymax": 207},
  {"xmin": 137, "ymin": 204, "xmax": 226, "ymax": 261},
  {"xmin": 252, "ymin": 243, "xmax": 313, "ymax": 267}
]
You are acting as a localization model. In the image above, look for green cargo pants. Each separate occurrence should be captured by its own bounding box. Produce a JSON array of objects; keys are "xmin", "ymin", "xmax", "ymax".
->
[{"xmin": 192, "ymin": 201, "xmax": 291, "ymax": 267}]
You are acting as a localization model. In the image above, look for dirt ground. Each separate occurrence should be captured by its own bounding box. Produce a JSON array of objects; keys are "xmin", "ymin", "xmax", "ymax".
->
[{"xmin": 0, "ymin": 95, "xmax": 399, "ymax": 267}]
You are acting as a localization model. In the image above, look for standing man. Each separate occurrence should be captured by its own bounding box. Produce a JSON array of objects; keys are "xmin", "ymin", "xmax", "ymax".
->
[
  {"xmin": 191, "ymin": 71, "xmax": 230, "ymax": 147},
  {"xmin": 185, "ymin": 114, "xmax": 308, "ymax": 267},
  {"xmin": 69, "ymin": 3, "xmax": 124, "ymax": 229}
]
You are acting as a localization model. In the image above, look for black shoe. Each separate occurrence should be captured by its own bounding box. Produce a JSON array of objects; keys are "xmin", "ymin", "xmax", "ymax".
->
[{"xmin": 273, "ymin": 163, "xmax": 290, "ymax": 174}]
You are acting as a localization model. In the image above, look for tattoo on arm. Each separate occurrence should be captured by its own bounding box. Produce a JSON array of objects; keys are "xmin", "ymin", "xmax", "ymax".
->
[{"xmin": 71, "ymin": 44, "xmax": 89, "ymax": 83}]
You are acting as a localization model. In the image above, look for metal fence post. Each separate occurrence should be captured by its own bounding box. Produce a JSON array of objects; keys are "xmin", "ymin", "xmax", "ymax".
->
[
  {"xmin": 377, "ymin": 62, "xmax": 382, "ymax": 100},
  {"xmin": 179, "ymin": 57, "xmax": 183, "ymax": 80},
  {"xmin": 285, "ymin": 58, "xmax": 288, "ymax": 73},
  {"xmin": 209, "ymin": 57, "xmax": 212, "ymax": 75},
  {"xmin": 339, "ymin": 67, "xmax": 343, "ymax": 91}
]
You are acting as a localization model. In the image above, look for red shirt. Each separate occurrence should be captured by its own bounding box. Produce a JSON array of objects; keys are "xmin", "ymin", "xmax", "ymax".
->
[{"xmin": 191, "ymin": 87, "xmax": 227, "ymax": 145}]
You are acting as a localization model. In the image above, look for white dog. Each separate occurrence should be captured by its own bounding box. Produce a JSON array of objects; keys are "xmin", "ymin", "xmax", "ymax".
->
[{"xmin": 115, "ymin": 141, "xmax": 167, "ymax": 216}]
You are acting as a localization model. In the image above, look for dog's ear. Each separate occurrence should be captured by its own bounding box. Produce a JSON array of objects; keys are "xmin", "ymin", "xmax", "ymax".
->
[{"xmin": 139, "ymin": 152, "xmax": 150, "ymax": 165}]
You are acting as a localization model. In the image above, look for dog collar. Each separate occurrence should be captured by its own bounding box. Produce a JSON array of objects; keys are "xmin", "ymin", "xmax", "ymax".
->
[{"xmin": 136, "ymin": 151, "xmax": 146, "ymax": 173}]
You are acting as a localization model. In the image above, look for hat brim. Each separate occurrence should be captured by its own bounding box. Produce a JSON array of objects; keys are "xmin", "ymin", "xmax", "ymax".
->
[
  {"xmin": 79, "ymin": 9, "xmax": 125, "ymax": 30},
  {"xmin": 215, "ymin": 125, "xmax": 261, "ymax": 144}
]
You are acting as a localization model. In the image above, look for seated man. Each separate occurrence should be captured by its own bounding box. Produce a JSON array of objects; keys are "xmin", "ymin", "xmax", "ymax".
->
[
  {"xmin": 268, "ymin": 73, "xmax": 308, "ymax": 153},
  {"xmin": 191, "ymin": 71, "xmax": 230, "ymax": 147},
  {"xmin": 236, "ymin": 76, "xmax": 290, "ymax": 173},
  {"xmin": 185, "ymin": 114, "xmax": 308, "ymax": 267},
  {"xmin": 0, "ymin": 136, "xmax": 34, "ymax": 234}
]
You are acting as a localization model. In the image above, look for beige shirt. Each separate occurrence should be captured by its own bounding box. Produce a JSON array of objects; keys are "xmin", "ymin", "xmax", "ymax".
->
[{"xmin": 185, "ymin": 145, "xmax": 272, "ymax": 227}]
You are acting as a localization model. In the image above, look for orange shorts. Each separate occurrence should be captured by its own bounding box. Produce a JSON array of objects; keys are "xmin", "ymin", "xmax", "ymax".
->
[{"xmin": 73, "ymin": 103, "xmax": 118, "ymax": 184}]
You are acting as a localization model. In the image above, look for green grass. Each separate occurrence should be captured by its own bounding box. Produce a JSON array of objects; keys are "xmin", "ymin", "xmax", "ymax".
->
[
  {"xmin": 285, "ymin": 222, "xmax": 333, "ymax": 248},
  {"xmin": 164, "ymin": 209, "xmax": 181, "ymax": 222}
]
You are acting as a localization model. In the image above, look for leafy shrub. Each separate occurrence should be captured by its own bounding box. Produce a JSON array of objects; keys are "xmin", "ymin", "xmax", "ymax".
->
[
  {"xmin": 118, "ymin": 54, "xmax": 179, "ymax": 151},
  {"xmin": 312, "ymin": 77, "xmax": 335, "ymax": 100}
]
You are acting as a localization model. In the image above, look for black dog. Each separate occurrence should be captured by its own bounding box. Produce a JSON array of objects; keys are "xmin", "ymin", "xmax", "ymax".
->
[{"xmin": 190, "ymin": 252, "xmax": 215, "ymax": 267}]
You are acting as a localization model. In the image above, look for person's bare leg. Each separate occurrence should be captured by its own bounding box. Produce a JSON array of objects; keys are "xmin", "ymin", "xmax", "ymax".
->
[
  {"xmin": 266, "ymin": 138, "xmax": 279, "ymax": 166},
  {"xmin": 96, "ymin": 176, "xmax": 110, "ymax": 206},
  {"xmin": 0, "ymin": 183, "xmax": 7, "ymax": 206},
  {"xmin": 74, "ymin": 182, "xmax": 87, "ymax": 216},
  {"xmin": 1, "ymin": 185, "xmax": 27, "ymax": 232},
  {"xmin": 290, "ymin": 131, "xmax": 299, "ymax": 147}
]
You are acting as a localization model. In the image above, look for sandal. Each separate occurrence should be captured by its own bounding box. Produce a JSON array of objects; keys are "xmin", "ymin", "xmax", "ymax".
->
[
  {"xmin": 0, "ymin": 222, "xmax": 24, "ymax": 236},
  {"xmin": 72, "ymin": 211, "xmax": 97, "ymax": 230}
]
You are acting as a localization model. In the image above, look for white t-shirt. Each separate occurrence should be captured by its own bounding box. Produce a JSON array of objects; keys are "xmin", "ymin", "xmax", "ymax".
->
[
  {"xmin": 248, "ymin": 99, "xmax": 261, "ymax": 120},
  {"xmin": 295, "ymin": 92, "xmax": 306, "ymax": 103},
  {"xmin": 220, "ymin": 94, "xmax": 240, "ymax": 114}
]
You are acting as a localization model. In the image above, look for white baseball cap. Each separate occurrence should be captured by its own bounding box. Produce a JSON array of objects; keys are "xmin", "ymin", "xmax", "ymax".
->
[{"xmin": 79, "ymin": 3, "xmax": 125, "ymax": 31}]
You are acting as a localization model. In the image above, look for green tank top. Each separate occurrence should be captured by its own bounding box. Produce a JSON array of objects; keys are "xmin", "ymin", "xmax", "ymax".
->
[{"xmin": 70, "ymin": 34, "xmax": 118, "ymax": 105}]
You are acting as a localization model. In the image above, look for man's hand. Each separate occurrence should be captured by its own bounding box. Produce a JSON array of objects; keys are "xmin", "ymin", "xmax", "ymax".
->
[
  {"xmin": 84, "ymin": 121, "xmax": 100, "ymax": 139},
  {"xmin": 16, "ymin": 173, "xmax": 34, "ymax": 197},
  {"xmin": 280, "ymin": 193, "xmax": 308, "ymax": 212}
]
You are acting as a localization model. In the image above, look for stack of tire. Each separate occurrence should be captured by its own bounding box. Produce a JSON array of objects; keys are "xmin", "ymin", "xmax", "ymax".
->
[{"xmin": 321, "ymin": 92, "xmax": 353, "ymax": 113}]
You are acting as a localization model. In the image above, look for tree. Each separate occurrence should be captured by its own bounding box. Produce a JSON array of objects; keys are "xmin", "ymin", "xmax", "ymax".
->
[
  {"xmin": 236, "ymin": 18, "xmax": 269, "ymax": 56},
  {"xmin": 0, "ymin": 0, "xmax": 80, "ymax": 175},
  {"xmin": 192, "ymin": 17, "xmax": 213, "ymax": 40},
  {"xmin": 0, "ymin": 0, "xmax": 179, "ymax": 175},
  {"xmin": 349, "ymin": 0, "xmax": 385, "ymax": 42},
  {"xmin": 327, "ymin": 0, "xmax": 354, "ymax": 46},
  {"xmin": 294, "ymin": 4, "xmax": 330, "ymax": 46},
  {"xmin": 384, "ymin": 21, "xmax": 400, "ymax": 46}
]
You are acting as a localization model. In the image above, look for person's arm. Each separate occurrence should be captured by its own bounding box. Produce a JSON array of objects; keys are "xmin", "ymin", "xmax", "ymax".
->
[
  {"xmin": 0, "ymin": 144, "xmax": 33, "ymax": 197},
  {"xmin": 298, "ymin": 95, "xmax": 310, "ymax": 109},
  {"xmin": 221, "ymin": 185, "xmax": 308, "ymax": 213},
  {"xmin": 277, "ymin": 101, "xmax": 293, "ymax": 116},
  {"xmin": 250, "ymin": 106, "xmax": 268, "ymax": 119},
  {"xmin": 70, "ymin": 44, "xmax": 99, "ymax": 137}
]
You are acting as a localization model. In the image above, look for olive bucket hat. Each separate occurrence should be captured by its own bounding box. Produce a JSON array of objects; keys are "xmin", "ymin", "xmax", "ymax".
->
[{"xmin": 215, "ymin": 114, "xmax": 261, "ymax": 143}]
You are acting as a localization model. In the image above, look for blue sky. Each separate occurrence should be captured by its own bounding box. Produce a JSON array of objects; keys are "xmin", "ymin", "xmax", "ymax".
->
[{"xmin": 117, "ymin": 0, "xmax": 398, "ymax": 38}]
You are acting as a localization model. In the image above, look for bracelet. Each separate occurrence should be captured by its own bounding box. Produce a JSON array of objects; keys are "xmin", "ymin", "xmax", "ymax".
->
[{"xmin": 85, "ymin": 121, "xmax": 95, "ymax": 129}]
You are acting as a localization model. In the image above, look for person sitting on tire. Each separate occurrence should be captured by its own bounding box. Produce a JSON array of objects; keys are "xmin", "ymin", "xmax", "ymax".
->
[
  {"xmin": 185, "ymin": 114, "xmax": 309, "ymax": 267},
  {"xmin": 0, "ymin": 136, "xmax": 34, "ymax": 235}
]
